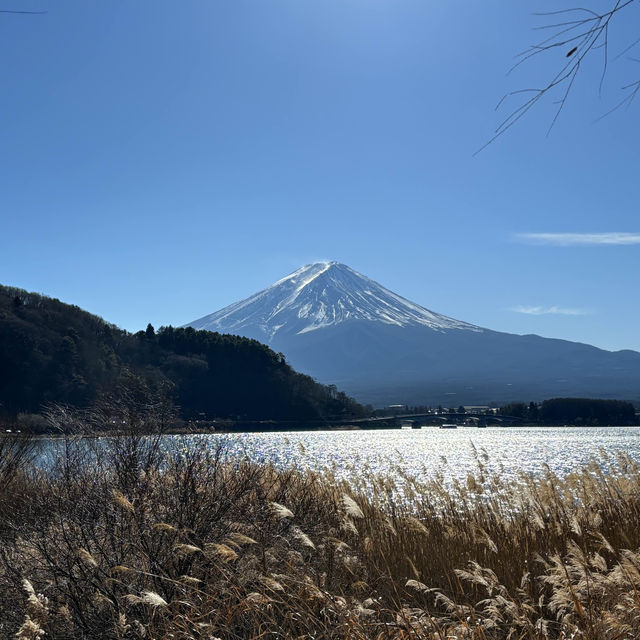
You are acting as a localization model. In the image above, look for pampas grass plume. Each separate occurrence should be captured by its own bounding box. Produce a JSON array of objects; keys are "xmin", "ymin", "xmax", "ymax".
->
[
  {"xmin": 260, "ymin": 576, "xmax": 284, "ymax": 592},
  {"xmin": 14, "ymin": 615, "xmax": 45, "ymax": 639},
  {"xmin": 112, "ymin": 490, "xmax": 135, "ymax": 513},
  {"xmin": 293, "ymin": 527, "xmax": 316, "ymax": 550},
  {"xmin": 204, "ymin": 543, "xmax": 238, "ymax": 561},
  {"xmin": 270, "ymin": 502, "xmax": 294, "ymax": 519},
  {"xmin": 153, "ymin": 522, "xmax": 178, "ymax": 533},
  {"xmin": 228, "ymin": 532, "xmax": 257, "ymax": 545},
  {"xmin": 173, "ymin": 543, "xmax": 201, "ymax": 555},
  {"xmin": 141, "ymin": 591, "xmax": 168, "ymax": 607},
  {"xmin": 342, "ymin": 494, "xmax": 364, "ymax": 519},
  {"xmin": 245, "ymin": 592, "xmax": 271, "ymax": 605},
  {"xmin": 78, "ymin": 548, "xmax": 98, "ymax": 567}
]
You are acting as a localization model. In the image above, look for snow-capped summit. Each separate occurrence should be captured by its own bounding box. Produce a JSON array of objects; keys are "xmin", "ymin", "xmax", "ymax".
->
[
  {"xmin": 187, "ymin": 261, "xmax": 480, "ymax": 341},
  {"xmin": 185, "ymin": 262, "xmax": 640, "ymax": 407}
]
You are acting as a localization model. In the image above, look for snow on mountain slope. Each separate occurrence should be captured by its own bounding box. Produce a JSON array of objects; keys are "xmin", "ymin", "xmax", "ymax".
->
[
  {"xmin": 185, "ymin": 261, "xmax": 640, "ymax": 406},
  {"xmin": 187, "ymin": 262, "xmax": 481, "ymax": 341}
]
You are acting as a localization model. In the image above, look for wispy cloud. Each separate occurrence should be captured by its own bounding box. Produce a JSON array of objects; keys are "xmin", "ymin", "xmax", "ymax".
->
[
  {"xmin": 515, "ymin": 232, "xmax": 640, "ymax": 246},
  {"xmin": 510, "ymin": 305, "xmax": 592, "ymax": 316}
]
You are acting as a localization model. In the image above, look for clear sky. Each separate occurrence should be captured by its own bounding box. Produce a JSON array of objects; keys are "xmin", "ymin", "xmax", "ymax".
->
[{"xmin": 2, "ymin": 0, "xmax": 639, "ymax": 352}]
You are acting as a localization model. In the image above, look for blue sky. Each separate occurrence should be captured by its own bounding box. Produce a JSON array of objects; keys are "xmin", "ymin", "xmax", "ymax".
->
[{"xmin": 1, "ymin": 0, "xmax": 639, "ymax": 351}]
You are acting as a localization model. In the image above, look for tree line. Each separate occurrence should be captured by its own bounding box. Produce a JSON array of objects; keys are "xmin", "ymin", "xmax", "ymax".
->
[
  {"xmin": 0, "ymin": 284, "xmax": 366, "ymax": 426},
  {"xmin": 499, "ymin": 398, "xmax": 637, "ymax": 426}
]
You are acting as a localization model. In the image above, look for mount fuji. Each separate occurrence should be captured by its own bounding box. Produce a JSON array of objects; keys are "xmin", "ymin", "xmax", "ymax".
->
[{"xmin": 187, "ymin": 262, "xmax": 640, "ymax": 406}]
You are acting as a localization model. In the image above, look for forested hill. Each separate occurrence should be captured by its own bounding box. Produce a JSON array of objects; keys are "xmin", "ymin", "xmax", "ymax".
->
[{"xmin": 0, "ymin": 284, "xmax": 366, "ymax": 421}]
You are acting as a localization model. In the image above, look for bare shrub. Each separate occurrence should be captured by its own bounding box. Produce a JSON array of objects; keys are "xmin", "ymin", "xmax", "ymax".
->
[{"xmin": 2, "ymin": 418, "xmax": 640, "ymax": 639}]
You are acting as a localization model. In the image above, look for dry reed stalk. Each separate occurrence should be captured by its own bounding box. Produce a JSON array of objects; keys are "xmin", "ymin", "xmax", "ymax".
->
[{"xmin": 5, "ymin": 433, "xmax": 640, "ymax": 639}]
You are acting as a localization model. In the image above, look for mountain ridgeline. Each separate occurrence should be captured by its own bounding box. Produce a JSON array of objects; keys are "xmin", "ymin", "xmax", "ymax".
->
[
  {"xmin": 0, "ymin": 284, "xmax": 365, "ymax": 421},
  {"xmin": 188, "ymin": 262, "xmax": 640, "ymax": 406}
]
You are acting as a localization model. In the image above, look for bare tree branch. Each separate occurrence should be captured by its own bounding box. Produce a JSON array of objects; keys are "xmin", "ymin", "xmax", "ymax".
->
[{"xmin": 477, "ymin": 1, "xmax": 640, "ymax": 153}]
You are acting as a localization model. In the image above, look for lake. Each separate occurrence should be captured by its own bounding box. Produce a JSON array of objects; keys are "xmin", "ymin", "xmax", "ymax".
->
[
  {"xmin": 164, "ymin": 425, "xmax": 640, "ymax": 487},
  {"xmin": 37, "ymin": 426, "xmax": 640, "ymax": 496}
]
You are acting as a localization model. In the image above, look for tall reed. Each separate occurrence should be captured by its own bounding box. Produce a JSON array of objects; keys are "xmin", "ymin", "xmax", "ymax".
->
[{"xmin": 2, "ymin": 428, "xmax": 640, "ymax": 639}]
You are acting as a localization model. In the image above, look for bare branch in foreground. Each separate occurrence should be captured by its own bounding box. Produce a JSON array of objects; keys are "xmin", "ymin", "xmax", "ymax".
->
[{"xmin": 477, "ymin": 1, "xmax": 640, "ymax": 153}]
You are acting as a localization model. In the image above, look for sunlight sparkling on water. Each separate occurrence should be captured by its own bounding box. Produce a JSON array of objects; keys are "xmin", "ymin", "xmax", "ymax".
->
[{"xmin": 174, "ymin": 426, "xmax": 640, "ymax": 486}]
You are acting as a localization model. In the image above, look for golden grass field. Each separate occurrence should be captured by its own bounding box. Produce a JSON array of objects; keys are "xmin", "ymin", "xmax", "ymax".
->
[{"xmin": 2, "ymin": 428, "xmax": 640, "ymax": 639}]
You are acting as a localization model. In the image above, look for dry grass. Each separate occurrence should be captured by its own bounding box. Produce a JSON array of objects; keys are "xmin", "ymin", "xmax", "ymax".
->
[{"xmin": 2, "ymin": 431, "xmax": 640, "ymax": 639}]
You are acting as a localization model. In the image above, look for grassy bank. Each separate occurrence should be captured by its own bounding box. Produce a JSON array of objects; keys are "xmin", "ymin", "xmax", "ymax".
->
[{"xmin": 1, "ymin": 432, "xmax": 640, "ymax": 639}]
